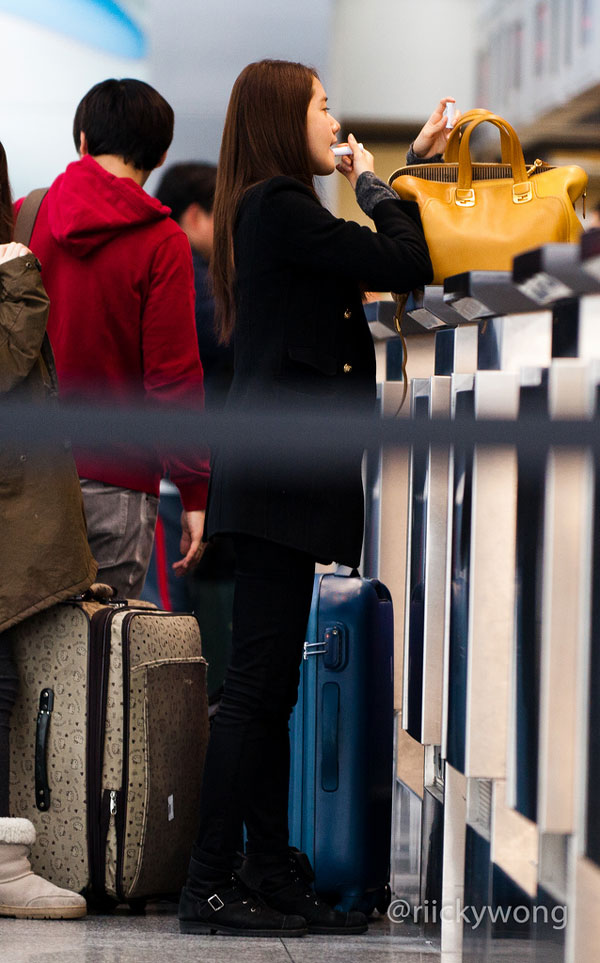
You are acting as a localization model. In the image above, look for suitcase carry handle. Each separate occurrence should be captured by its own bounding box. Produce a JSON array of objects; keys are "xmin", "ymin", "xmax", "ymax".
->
[
  {"xmin": 35, "ymin": 688, "xmax": 54, "ymax": 811},
  {"xmin": 82, "ymin": 583, "xmax": 120, "ymax": 601},
  {"xmin": 70, "ymin": 583, "xmax": 127, "ymax": 606}
]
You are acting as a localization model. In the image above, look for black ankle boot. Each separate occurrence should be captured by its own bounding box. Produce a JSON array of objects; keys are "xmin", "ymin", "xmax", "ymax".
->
[
  {"xmin": 239, "ymin": 848, "xmax": 368, "ymax": 935},
  {"xmin": 178, "ymin": 857, "xmax": 307, "ymax": 937}
]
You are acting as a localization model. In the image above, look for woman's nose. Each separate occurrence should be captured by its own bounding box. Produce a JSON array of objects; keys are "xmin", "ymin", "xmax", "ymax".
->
[{"xmin": 331, "ymin": 114, "xmax": 340, "ymax": 134}]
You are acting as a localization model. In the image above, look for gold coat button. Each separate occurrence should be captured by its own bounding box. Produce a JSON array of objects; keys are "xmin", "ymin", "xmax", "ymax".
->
[
  {"xmin": 343, "ymin": 308, "xmax": 352, "ymax": 319},
  {"xmin": 343, "ymin": 363, "xmax": 352, "ymax": 374}
]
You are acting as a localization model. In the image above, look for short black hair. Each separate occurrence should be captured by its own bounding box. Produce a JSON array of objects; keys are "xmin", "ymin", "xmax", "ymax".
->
[
  {"xmin": 73, "ymin": 78, "xmax": 174, "ymax": 171},
  {"xmin": 155, "ymin": 163, "xmax": 218, "ymax": 221}
]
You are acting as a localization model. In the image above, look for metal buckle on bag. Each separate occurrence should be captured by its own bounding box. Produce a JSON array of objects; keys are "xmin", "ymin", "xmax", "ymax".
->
[
  {"xmin": 208, "ymin": 894, "xmax": 225, "ymax": 911},
  {"xmin": 455, "ymin": 188, "xmax": 475, "ymax": 207},
  {"xmin": 512, "ymin": 182, "xmax": 533, "ymax": 204}
]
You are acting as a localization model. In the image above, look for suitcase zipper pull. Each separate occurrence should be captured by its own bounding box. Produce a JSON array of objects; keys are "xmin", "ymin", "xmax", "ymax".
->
[{"xmin": 110, "ymin": 790, "xmax": 118, "ymax": 816}]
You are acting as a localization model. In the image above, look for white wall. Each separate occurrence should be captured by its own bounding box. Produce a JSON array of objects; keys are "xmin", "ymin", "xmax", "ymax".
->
[
  {"xmin": 475, "ymin": 0, "xmax": 600, "ymax": 126},
  {"xmin": 330, "ymin": 0, "xmax": 479, "ymax": 125},
  {"xmin": 148, "ymin": 0, "xmax": 335, "ymax": 178},
  {"xmin": 0, "ymin": 3, "xmax": 150, "ymax": 198},
  {"xmin": 0, "ymin": 0, "xmax": 335, "ymax": 199}
]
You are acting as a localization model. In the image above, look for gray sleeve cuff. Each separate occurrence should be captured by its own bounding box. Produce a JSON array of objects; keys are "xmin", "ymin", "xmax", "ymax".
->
[
  {"xmin": 355, "ymin": 171, "xmax": 398, "ymax": 217},
  {"xmin": 406, "ymin": 142, "xmax": 444, "ymax": 166}
]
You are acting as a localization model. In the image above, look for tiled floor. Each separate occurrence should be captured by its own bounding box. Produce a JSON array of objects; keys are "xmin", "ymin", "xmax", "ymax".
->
[{"xmin": 0, "ymin": 903, "xmax": 442, "ymax": 963}]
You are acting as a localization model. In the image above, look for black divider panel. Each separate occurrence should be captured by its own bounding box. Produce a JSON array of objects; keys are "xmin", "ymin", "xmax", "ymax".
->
[
  {"xmin": 514, "ymin": 375, "xmax": 548, "ymax": 822},
  {"xmin": 406, "ymin": 395, "xmax": 430, "ymax": 740},
  {"xmin": 420, "ymin": 785, "xmax": 444, "ymax": 938},
  {"xmin": 551, "ymin": 299, "xmax": 579, "ymax": 358},
  {"xmin": 434, "ymin": 329, "xmax": 456, "ymax": 376},
  {"xmin": 463, "ymin": 826, "xmax": 492, "ymax": 963},
  {"xmin": 446, "ymin": 389, "xmax": 474, "ymax": 774},
  {"xmin": 477, "ymin": 320, "xmax": 501, "ymax": 371}
]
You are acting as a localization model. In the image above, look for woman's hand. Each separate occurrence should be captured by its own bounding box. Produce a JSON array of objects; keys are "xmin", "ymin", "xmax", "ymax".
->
[
  {"xmin": 412, "ymin": 97, "xmax": 459, "ymax": 159},
  {"xmin": 336, "ymin": 133, "xmax": 375, "ymax": 190},
  {"xmin": 0, "ymin": 242, "xmax": 32, "ymax": 266}
]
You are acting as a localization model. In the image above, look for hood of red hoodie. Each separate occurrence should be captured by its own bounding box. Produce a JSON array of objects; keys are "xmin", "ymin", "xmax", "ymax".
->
[{"xmin": 46, "ymin": 155, "xmax": 171, "ymax": 257}]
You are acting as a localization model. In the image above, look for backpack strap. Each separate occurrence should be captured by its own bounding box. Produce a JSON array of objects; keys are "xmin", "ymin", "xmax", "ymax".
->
[
  {"xmin": 13, "ymin": 188, "xmax": 55, "ymax": 391},
  {"xmin": 14, "ymin": 188, "xmax": 49, "ymax": 245}
]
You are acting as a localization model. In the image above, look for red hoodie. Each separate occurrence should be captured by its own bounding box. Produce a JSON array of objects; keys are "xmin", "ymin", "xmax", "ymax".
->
[{"xmin": 17, "ymin": 155, "xmax": 209, "ymax": 510}]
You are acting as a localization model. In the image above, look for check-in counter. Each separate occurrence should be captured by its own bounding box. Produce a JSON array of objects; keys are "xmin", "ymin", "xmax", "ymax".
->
[
  {"xmin": 403, "ymin": 280, "xmax": 543, "ymax": 949},
  {"xmin": 397, "ymin": 292, "xmax": 480, "ymax": 931},
  {"xmin": 371, "ymin": 243, "xmax": 600, "ymax": 961},
  {"xmin": 513, "ymin": 243, "xmax": 600, "ymax": 361},
  {"xmin": 402, "ymin": 376, "xmax": 452, "ymax": 934},
  {"xmin": 548, "ymin": 359, "xmax": 599, "ymax": 963},
  {"xmin": 363, "ymin": 299, "xmax": 442, "ymax": 906},
  {"xmin": 449, "ymin": 368, "xmax": 543, "ymax": 962},
  {"xmin": 443, "ymin": 270, "xmax": 552, "ymax": 372},
  {"xmin": 389, "ymin": 235, "xmax": 600, "ymax": 961},
  {"xmin": 406, "ymin": 285, "xmax": 479, "ymax": 378},
  {"xmin": 403, "ymin": 377, "xmax": 451, "ymax": 748},
  {"xmin": 441, "ymin": 367, "xmax": 527, "ymax": 959}
]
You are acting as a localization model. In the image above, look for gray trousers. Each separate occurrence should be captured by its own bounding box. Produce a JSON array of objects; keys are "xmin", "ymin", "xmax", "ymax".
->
[{"xmin": 80, "ymin": 480, "xmax": 159, "ymax": 599}]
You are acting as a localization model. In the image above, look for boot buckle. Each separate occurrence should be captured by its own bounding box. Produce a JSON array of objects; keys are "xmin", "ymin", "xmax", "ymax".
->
[{"xmin": 208, "ymin": 894, "xmax": 225, "ymax": 911}]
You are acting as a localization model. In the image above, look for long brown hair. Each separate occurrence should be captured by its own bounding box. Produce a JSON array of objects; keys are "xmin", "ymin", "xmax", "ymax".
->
[
  {"xmin": 212, "ymin": 59, "xmax": 319, "ymax": 343},
  {"xmin": 0, "ymin": 141, "xmax": 14, "ymax": 244}
]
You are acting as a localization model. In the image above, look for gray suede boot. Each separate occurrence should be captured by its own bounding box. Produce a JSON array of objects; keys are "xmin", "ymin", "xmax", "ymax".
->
[{"xmin": 0, "ymin": 818, "xmax": 86, "ymax": 919}]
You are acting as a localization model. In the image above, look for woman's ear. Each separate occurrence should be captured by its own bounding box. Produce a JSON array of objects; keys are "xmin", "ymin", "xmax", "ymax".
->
[{"xmin": 79, "ymin": 132, "xmax": 88, "ymax": 157}]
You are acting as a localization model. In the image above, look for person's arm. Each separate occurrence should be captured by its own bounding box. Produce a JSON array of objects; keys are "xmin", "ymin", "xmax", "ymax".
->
[
  {"xmin": 0, "ymin": 245, "xmax": 50, "ymax": 393},
  {"xmin": 262, "ymin": 174, "xmax": 433, "ymax": 293},
  {"xmin": 141, "ymin": 230, "xmax": 210, "ymax": 569},
  {"xmin": 407, "ymin": 97, "xmax": 459, "ymax": 163}
]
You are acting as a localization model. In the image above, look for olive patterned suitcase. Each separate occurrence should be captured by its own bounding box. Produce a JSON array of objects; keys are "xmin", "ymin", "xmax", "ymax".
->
[{"xmin": 8, "ymin": 584, "xmax": 208, "ymax": 907}]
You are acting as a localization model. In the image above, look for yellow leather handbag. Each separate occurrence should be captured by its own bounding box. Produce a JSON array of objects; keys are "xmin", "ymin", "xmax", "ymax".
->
[{"xmin": 390, "ymin": 112, "xmax": 587, "ymax": 285}]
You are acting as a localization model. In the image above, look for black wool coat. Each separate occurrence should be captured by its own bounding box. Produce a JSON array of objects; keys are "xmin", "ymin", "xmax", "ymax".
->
[{"xmin": 206, "ymin": 175, "xmax": 433, "ymax": 566}]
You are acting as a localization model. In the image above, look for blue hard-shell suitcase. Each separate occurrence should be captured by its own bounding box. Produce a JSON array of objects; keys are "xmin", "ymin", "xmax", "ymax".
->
[{"xmin": 288, "ymin": 571, "xmax": 394, "ymax": 915}]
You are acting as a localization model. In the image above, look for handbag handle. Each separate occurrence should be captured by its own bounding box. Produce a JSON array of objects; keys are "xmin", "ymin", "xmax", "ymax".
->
[
  {"xmin": 445, "ymin": 109, "xmax": 512, "ymax": 164},
  {"xmin": 456, "ymin": 114, "xmax": 529, "ymax": 204}
]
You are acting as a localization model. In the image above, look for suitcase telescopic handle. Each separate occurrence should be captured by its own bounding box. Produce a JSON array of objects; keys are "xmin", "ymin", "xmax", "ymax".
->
[{"xmin": 35, "ymin": 688, "xmax": 54, "ymax": 812}]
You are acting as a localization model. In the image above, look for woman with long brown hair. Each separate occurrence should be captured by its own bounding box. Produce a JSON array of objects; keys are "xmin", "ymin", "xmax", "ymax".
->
[{"xmin": 179, "ymin": 59, "xmax": 451, "ymax": 938}]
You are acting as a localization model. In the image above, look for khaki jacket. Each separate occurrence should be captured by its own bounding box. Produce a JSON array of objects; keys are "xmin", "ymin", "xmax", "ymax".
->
[{"xmin": 0, "ymin": 254, "xmax": 96, "ymax": 632}]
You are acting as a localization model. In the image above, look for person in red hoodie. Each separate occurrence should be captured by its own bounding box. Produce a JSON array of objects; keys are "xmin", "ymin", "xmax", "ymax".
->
[{"xmin": 17, "ymin": 79, "xmax": 209, "ymax": 597}]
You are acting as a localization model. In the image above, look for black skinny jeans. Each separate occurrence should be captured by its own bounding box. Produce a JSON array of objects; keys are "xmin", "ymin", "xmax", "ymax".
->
[
  {"xmin": 0, "ymin": 633, "xmax": 19, "ymax": 817},
  {"xmin": 193, "ymin": 534, "xmax": 316, "ymax": 872}
]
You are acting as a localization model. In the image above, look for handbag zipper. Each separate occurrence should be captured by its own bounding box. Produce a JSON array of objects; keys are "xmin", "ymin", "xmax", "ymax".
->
[{"xmin": 526, "ymin": 158, "xmax": 543, "ymax": 177}]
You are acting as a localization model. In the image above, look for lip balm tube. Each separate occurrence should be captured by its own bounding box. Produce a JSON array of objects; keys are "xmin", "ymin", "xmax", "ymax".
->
[
  {"xmin": 445, "ymin": 102, "xmax": 456, "ymax": 129},
  {"xmin": 332, "ymin": 143, "xmax": 364, "ymax": 156}
]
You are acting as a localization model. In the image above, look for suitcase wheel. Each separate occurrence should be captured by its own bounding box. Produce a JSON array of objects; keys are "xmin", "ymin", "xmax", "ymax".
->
[
  {"xmin": 83, "ymin": 889, "xmax": 119, "ymax": 914},
  {"xmin": 127, "ymin": 898, "xmax": 147, "ymax": 915},
  {"xmin": 340, "ymin": 885, "xmax": 391, "ymax": 917},
  {"xmin": 375, "ymin": 884, "xmax": 392, "ymax": 915},
  {"xmin": 335, "ymin": 891, "xmax": 376, "ymax": 915}
]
